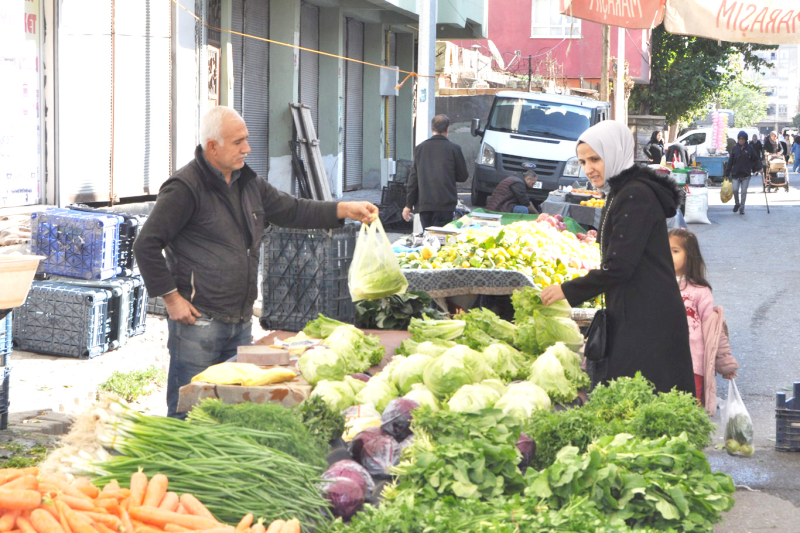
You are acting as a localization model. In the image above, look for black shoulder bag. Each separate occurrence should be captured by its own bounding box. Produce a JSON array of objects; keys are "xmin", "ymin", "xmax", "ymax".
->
[{"xmin": 583, "ymin": 196, "xmax": 614, "ymax": 362}]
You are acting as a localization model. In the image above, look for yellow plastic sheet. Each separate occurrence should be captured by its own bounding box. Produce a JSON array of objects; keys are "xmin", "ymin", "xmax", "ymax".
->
[{"xmin": 191, "ymin": 363, "xmax": 296, "ymax": 386}]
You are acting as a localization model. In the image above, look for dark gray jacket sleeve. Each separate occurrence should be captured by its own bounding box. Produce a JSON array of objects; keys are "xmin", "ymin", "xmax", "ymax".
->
[
  {"xmin": 259, "ymin": 178, "xmax": 340, "ymax": 229},
  {"xmin": 132, "ymin": 180, "xmax": 197, "ymax": 298},
  {"xmin": 406, "ymin": 146, "xmax": 420, "ymax": 209},
  {"xmin": 454, "ymin": 145, "xmax": 469, "ymax": 183}
]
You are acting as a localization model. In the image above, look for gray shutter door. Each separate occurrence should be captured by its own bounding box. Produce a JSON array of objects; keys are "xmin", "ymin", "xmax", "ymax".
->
[
  {"xmin": 241, "ymin": 0, "xmax": 269, "ymax": 177},
  {"xmin": 112, "ymin": 0, "xmax": 172, "ymax": 199},
  {"xmin": 344, "ymin": 19, "xmax": 364, "ymax": 191},
  {"xmin": 58, "ymin": 0, "xmax": 113, "ymax": 203},
  {"xmin": 299, "ymin": 3, "xmax": 319, "ymax": 132},
  {"xmin": 230, "ymin": 0, "xmax": 244, "ymax": 116},
  {"xmin": 388, "ymin": 32, "xmax": 397, "ymax": 161}
]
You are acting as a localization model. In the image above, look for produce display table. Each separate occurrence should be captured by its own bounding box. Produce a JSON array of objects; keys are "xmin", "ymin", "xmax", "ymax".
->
[
  {"xmin": 402, "ymin": 267, "xmax": 536, "ymax": 299},
  {"xmin": 177, "ymin": 374, "xmax": 313, "ymax": 413},
  {"xmin": 540, "ymin": 195, "xmax": 602, "ymax": 229}
]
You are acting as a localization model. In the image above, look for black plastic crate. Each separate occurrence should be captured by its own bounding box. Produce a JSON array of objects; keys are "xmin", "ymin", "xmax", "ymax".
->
[
  {"xmin": 381, "ymin": 181, "xmax": 408, "ymax": 208},
  {"xmin": 69, "ymin": 205, "xmax": 146, "ymax": 276},
  {"xmin": 0, "ymin": 312, "xmax": 11, "ymax": 367},
  {"xmin": 378, "ymin": 203, "xmax": 413, "ymax": 233},
  {"xmin": 147, "ymin": 295, "xmax": 168, "ymax": 316},
  {"xmin": 13, "ymin": 281, "xmax": 111, "ymax": 359},
  {"xmin": 260, "ymin": 225, "xmax": 358, "ymax": 332},
  {"xmin": 0, "ymin": 367, "xmax": 9, "ymax": 430},
  {"xmin": 130, "ymin": 277, "xmax": 148, "ymax": 336},
  {"xmin": 776, "ymin": 382, "xmax": 800, "ymax": 452}
]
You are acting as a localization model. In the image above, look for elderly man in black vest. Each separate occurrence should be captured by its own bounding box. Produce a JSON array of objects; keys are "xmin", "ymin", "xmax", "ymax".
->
[{"xmin": 134, "ymin": 106, "xmax": 377, "ymax": 417}]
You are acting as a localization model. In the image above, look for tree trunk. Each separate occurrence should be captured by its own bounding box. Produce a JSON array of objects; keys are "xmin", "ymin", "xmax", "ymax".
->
[{"xmin": 668, "ymin": 123, "xmax": 680, "ymax": 143}]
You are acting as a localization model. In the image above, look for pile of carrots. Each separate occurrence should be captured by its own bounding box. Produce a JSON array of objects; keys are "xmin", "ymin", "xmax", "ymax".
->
[{"xmin": 0, "ymin": 468, "xmax": 300, "ymax": 533}]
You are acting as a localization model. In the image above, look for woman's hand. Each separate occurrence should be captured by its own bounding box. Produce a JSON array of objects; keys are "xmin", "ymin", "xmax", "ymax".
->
[
  {"xmin": 722, "ymin": 371, "xmax": 738, "ymax": 380},
  {"xmin": 541, "ymin": 284, "xmax": 566, "ymax": 306}
]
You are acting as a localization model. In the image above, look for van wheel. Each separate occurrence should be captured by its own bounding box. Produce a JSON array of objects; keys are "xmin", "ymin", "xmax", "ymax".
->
[{"xmin": 471, "ymin": 189, "xmax": 488, "ymax": 207}]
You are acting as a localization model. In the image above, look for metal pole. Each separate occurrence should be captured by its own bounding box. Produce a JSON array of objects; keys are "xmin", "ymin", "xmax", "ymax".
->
[
  {"xmin": 600, "ymin": 25, "xmax": 610, "ymax": 102},
  {"xmin": 614, "ymin": 26, "xmax": 626, "ymax": 124},
  {"xmin": 415, "ymin": 0, "xmax": 437, "ymax": 146},
  {"xmin": 528, "ymin": 55, "xmax": 532, "ymax": 91}
]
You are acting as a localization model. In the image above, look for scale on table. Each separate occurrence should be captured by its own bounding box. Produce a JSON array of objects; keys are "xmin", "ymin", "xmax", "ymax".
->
[
  {"xmin": 0, "ymin": 256, "xmax": 46, "ymax": 320},
  {"xmin": 467, "ymin": 212, "xmax": 502, "ymax": 227},
  {"xmin": 424, "ymin": 226, "xmax": 461, "ymax": 245}
]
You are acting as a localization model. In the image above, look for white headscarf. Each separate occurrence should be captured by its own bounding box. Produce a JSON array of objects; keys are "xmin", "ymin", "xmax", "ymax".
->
[{"xmin": 577, "ymin": 121, "xmax": 636, "ymax": 194}]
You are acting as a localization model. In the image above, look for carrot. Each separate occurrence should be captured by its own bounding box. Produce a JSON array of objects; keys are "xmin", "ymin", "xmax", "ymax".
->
[
  {"xmin": 119, "ymin": 510, "xmax": 133, "ymax": 533},
  {"xmin": 0, "ymin": 511, "xmax": 21, "ymax": 532},
  {"xmin": 140, "ymin": 475, "xmax": 167, "ymax": 509},
  {"xmin": 174, "ymin": 507, "xmax": 187, "ymax": 517},
  {"xmin": 0, "ymin": 468, "xmax": 38, "ymax": 486},
  {"xmin": 194, "ymin": 528, "xmax": 232, "ymax": 533},
  {"xmin": 60, "ymin": 496, "xmax": 97, "ymax": 513},
  {"xmin": 263, "ymin": 522, "xmax": 282, "ymax": 533},
  {"xmin": 93, "ymin": 524, "xmax": 118, "ymax": 533},
  {"xmin": 100, "ymin": 482, "xmax": 120, "ymax": 497},
  {"xmin": 176, "ymin": 496, "xmax": 214, "ymax": 522},
  {"xmin": 53, "ymin": 502, "xmax": 73, "ymax": 533},
  {"xmin": 235, "ymin": 516, "xmax": 252, "ymax": 533},
  {"xmin": 39, "ymin": 503, "xmax": 59, "ymax": 522},
  {"xmin": 15, "ymin": 518, "xmax": 37, "ymax": 533},
  {"xmin": 129, "ymin": 473, "xmax": 148, "ymax": 509},
  {"xmin": 133, "ymin": 527, "xmax": 163, "ymax": 533},
  {"xmin": 62, "ymin": 505, "xmax": 98, "ymax": 533},
  {"xmin": 163, "ymin": 526, "xmax": 190, "ymax": 533},
  {"xmin": 279, "ymin": 520, "xmax": 299, "ymax": 533},
  {"xmin": 76, "ymin": 515, "xmax": 120, "ymax": 531},
  {"xmin": 128, "ymin": 508, "xmax": 218, "ymax": 531},
  {"xmin": 30, "ymin": 509, "xmax": 66, "ymax": 533},
  {"xmin": 71, "ymin": 481, "xmax": 100, "ymax": 501},
  {"xmin": 0, "ymin": 491, "xmax": 42, "ymax": 511},
  {"xmin": 3, "ymin": 476, "xmax": 39, "ymax": 492},
  {"xmin": 93, "ymin": 501, "xmax": 120, "ymax": 517},
  {"xmin": 155, "ymin": 494, "xmax": 178, "ymax": 514}
]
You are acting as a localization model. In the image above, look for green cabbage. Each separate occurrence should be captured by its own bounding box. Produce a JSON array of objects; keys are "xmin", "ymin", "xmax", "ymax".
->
[
  {"xmin": 344, "ymin": 375, "xmax": 368, "ymax": 395},
  {"xmin": 423, "ymin": 352, "xmax": 474, "ymax": 398},
  {"xmin": 447, "ymin": 383, "xmax": 502, "ymax": 413},
  {"xmin": 444, "ymin": 345, "xmax": 497, "ymax": 382},
  {"xmin": 322, "ymin": 325, "xmax": 386, "ymax": 371},
  {"xmin": 354, "ymin": 378, "xmax": 398, "ymax": 412},
  {"xmin": 391, "ymin": 353, "xmax": 433, "ymax": 394},
  {"xmin": 512, "ymin": 286, "xmax": 572, "ymax": 321},
  {"xmin": 528, "ymin": 350, "xmax": 578, "ymax": 405},
  {"xmin": 543, "ymin": 342, "xmax": 590, "ymax": 391},
  {"xmin": 409, "ymin": 318, "xmax": 466, "ymax": 341},
  {"xmin": 534, "ymin": 312, "xmax": 584, "ymax": 353},
  {"xmin": 483, "ymin": 343, "xmax": 526, "ymax": 380},
  {"xmin": 350, "ymin": 267, "xmax": 409, "ymax": 301},
  {"xmin": 479, "ymin": 378, "xmax": 507, "ymax": 396},
  {"xmin": 303, "ymin": 314, "xmax": 347, "ymax": 338},
  {"xmin": 415, "ymin": 340, "xmax": 457, "ymax": 357},
  {"xmin": 298, "ymin": 348, "xmax": 347, "ymax": 386},
  {"xmin": 462, "ymin": 308, "xmax": 518, "ymax": 345},
  {"xmin": 494, "ymin": 381, "xmax": 551, "ymax": 422},
  {"xmin": 310, "ymin": 379, "xmax": 357, "ymax": 412},
  {"xmin": 403, "ymin": 384, "xmax": 439, "ymax": 410}
]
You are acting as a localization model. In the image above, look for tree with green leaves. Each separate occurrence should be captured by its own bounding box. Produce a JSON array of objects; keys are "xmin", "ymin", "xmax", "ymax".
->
[
  {"xmin": 792, "ymin": 114, "xmax": 800, "ymax": 129},
  {"xmin": 720, "ymin": 75, "xmax": 768, "ymax": 128},
  {"xmin": 630, "ymin": 25, "xmax": 775, "ymax": 127}
]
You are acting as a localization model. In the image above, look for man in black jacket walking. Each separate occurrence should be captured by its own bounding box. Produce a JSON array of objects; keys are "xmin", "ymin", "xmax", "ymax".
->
[
  {"xmin": 402, "ymin": 115, "xmax": 469, "ymax": 229},
  {"xmin": 724, "ymin": 130, "xmax": 762, "ymax": 215},
  {"xmin": 133, "ymin": 106, "xmax": 377, "ymax": 417}
]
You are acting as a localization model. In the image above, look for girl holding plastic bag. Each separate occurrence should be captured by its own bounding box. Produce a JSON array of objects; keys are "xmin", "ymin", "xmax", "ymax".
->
[{"xmin": 669, "ymin": 229, "xmax": 739, "ymax": 415}]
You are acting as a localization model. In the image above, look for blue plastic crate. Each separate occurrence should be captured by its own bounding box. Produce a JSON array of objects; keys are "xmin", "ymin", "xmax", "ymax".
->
[
  {"xmin": 13, "ymin": 281, "xmax": 111, "ymax": 359},
  {"xmin": 0, "ymin": 312, "xmax": 11, "ymax": 366},
  {"xmin": 31, "ymin": 209, "xmax": 123, "ymax": 280},
  {"xmin": 68, "ymin": 205, "xmax": 145, "ymax": 276}
]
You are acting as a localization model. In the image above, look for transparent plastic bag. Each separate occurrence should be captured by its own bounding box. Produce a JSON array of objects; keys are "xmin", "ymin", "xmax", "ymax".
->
[
  {"xmin": 348, "ymin": 219, "xmax": 408, "ymax": 301},
  {"xmin": 722, "ymin": 379, "xmax": 754, "ymax": 457},
  {"xmin": 720, "ymin": 179, "xmax": 733, "ymax": 203}
]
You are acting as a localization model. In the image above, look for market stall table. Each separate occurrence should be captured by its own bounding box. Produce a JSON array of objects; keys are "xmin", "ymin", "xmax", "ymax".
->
[{"xmin": 540, "ymin": 195, "xmax": 602, "ymax": 229}]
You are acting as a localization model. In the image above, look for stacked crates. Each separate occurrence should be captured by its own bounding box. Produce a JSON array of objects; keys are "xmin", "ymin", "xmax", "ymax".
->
[
  {"xmin": 0, "ymin": 312, "xmax": 11, "ymax": 429},
  {"xmin": 776, "ymin": 382, "xmax": 800, "ymax": 452},
  {"xmin": 13, "ymin": 207, "xmax": 148, "ymax": 358}
]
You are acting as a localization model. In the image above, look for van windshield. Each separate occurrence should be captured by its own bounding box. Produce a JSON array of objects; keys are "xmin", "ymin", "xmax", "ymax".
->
[{"xmin": 487, "ymin": 98, "xmax": 592, "ymax": 140}]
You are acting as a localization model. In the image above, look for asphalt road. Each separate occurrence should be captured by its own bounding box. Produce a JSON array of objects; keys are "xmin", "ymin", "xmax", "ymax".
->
[{"xmin": 688, "ymin": 173, "xmax": 800, "ymax": 531}]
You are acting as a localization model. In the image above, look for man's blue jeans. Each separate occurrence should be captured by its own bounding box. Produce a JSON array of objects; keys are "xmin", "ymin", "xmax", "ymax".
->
[
  {"xmin": 512, "ymin": 205, "xmax": 530, "ymax": 214},
  {"xmin": 166, "ymin": 316, "xmax": 252, "ymax": 418}
]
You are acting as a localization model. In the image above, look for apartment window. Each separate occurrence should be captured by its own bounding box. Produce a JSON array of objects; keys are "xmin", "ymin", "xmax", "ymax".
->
[
  {"xmin": 767, "ymin": 105, "xmax": 776, "ymax": 116},
  {"xmin": 531, "ymin": 0, "xmax": 581, "ymax": 37},
  {"xmin": 770, "ymin": 52, "xmax": 777, "ymax": 60},
  {"xmin": 779, "ymin": 104, "xmax": 788, "ymax": 117}
]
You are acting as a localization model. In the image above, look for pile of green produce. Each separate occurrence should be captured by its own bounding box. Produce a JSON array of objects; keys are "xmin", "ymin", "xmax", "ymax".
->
[
  {"xmin": 296, "ymin": 395, "xmax": 347, "ymax": 443},
  {"xmin": 355, "ymin": 290, "xmax": 446, "ymax": 330},
  {"xmin": 396, "ymin": 221, "xmax": 600, "ymax": 292}
]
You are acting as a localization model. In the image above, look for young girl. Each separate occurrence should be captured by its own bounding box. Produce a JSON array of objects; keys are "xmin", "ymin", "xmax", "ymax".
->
[{"xmin": 669, "ymin": 229, "xmax": 739, "ymax": 416}]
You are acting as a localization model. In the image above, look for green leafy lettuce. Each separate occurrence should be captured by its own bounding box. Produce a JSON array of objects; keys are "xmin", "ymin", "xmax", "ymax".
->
[
  {"xmin": 409, "ymin": 317, "xmax": 466, "ymax": 341},
  {"xmin": 528, "ymin": 350, "xmax": 578, "ymax": 405},
  {"xmin": 298, "ymin": 348, "xmax": 347, "ymax": 386}
]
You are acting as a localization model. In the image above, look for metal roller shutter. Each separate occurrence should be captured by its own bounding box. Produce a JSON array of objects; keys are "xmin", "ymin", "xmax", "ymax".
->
[
  {"xmin": 230, "ymin": 0, "xmax": 244, "ymax": 116},
  {"xmin": 58, "ymin": 0, "xmax": 113, "ymax": 203},
  {"xmin": 242, "ymin": 0, "xmax": 269, "ymax": 177},
  {"xmin": 344, "ymin": 18, "xmax": 364, "ymax": 191},
  {"xmin": 388, "ymin": 32, "xmax": 397, "ymax": 161},
  {"xmin": 112, "ymin": 0, "xmax": 172, "ymax": 198},
  {"xmin": 299, "ymin": 3, "xmax": 319, "ymax": 132}
]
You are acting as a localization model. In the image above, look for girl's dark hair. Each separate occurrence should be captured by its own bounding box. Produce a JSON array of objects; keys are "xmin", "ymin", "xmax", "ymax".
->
[
  {"xmin": 648, "ymin": 131, "xmax": 662, "ymax": 144},
  {"xmin": 669, "ymin": 229, "xmax": 711, "ymax": 290}
]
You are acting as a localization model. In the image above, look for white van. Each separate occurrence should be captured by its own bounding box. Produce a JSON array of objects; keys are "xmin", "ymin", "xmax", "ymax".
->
[
  {"xmin": 470, "ymin": 92, "xmax": 611, "ymax": 206},
  {"xmin": 676, "ymin": 127, "xmax": 760, "ymax": 159}
]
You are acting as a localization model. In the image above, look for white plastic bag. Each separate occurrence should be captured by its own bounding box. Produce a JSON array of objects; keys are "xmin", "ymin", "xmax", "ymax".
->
[
  {"xmin": 684, "ymin": 186, "xmax": 711, "ymax": 225},
  {"xmin": 721, "ymin": 379, "xmax": 754, "ymax": 457},
  {"xmin": 348, "ymin": 219, "xmax": 408, "ymax": 301}
]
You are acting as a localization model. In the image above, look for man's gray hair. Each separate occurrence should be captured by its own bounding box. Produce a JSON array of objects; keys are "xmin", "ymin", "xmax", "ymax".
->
[{"xmin": 200, "ymin": 106, "xmax": 243, "ymax": 149}]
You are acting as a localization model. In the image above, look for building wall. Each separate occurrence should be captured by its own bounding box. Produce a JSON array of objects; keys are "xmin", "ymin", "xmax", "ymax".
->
[
  {"xmin": 455, "ymin": 0, "xmax": 651, "ymax": 85},
  {"xmin": 753, "ymin": 45, "xmax": 800, "ymax": 132}
]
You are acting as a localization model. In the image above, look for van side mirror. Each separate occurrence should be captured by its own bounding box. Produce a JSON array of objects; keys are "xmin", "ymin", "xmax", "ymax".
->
[{"xmin": 471, "ymin": 118, "xmax": 483, "ymax": 137}]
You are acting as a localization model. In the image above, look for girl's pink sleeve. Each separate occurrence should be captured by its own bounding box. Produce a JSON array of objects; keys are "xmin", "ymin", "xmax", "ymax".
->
[
  {"xmin": 716, "ymin": 321, "xmax": 740, "ymax": 375},
  {"xmin": 697, "ymin": 287, "xmax": 716, "ymax": 326}
]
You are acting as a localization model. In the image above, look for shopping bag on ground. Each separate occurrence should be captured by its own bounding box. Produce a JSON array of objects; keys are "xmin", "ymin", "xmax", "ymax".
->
[
  {"xmin": 349, "ymin": 218, "xmax": 408, "ymax": 301},
  {"xmin": 720, "ymin": 179, "xmax": 733, "ymax": 203},
  {"xmin": 721, "ymin": 379, "xmax": 755, "ymax": 457}
]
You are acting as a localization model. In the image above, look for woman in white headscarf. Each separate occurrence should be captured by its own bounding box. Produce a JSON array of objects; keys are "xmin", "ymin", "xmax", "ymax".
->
[{"xmin": 541, "ymin": 121, "xmax": 695, "ymax": 395}]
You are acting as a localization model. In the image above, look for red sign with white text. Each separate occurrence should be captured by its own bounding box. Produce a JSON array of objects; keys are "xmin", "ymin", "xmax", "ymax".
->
[
  {"xmin": 665, "ymin": 0, "xmax": 800, "ymax": 44},
  {"xmin": 560, "ymin": 0, "xmax": 666, "ymax": 30}
]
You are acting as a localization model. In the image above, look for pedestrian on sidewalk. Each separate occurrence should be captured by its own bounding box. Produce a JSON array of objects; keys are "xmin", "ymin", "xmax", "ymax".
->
[
  {"xmin": 724, "ymin": 131, "xmax": 762, "ymax": 215},
  {"xmin": 133, "ymin": 106, "xmax": 378, "ymax": 418},
  {"xmin": 403, "ymin": 115, "xmax": 469, "ymax": 229},
  {"xmin": 644, "ymin": 131, "xmax": 665, "ymax": 164},
  {"xmin": 764, "ymin": 131, "xmax": 782, "ymax": 155},
  {"xmin": 485, "ymin": 170, "xmax": 540, "ymax": 214},
  {"xmin": 669, "ymin": 229, "xmax": 739, "ymax": 415},
  {"xmin": 750, "ymin": 134, "xmax": 763, "ymax": 160},
  {"xmin": 540, "ymin": 120, "xmax": 695, "ymax": 395},
  {"xmin": 791, "ymin": 135, "xmax": 800, "ymax": 172}
]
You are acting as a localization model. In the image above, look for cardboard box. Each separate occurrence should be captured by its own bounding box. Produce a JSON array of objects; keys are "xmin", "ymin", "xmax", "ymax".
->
[
  {"xmin": 236, "ymin": 345, "xmax": 292, "ymax": 366},
  {"xmin": 177, "ymin": 375, "xmax": 312, "ymax": 413}
]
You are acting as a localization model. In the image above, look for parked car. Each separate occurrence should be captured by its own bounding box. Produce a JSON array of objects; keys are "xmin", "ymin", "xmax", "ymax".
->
[
  {"xmin": 676, "ymin": 127, "xmax": 760, "ymax": 160},
  {"xmin": 469, "ymin": 92, "xmax": 610, "ymax": 206}
]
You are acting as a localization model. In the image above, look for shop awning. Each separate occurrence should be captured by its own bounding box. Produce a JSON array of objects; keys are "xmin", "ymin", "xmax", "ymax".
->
[{"xmin": 559, "ymin": 0, "xmax": 666, "ymax": 30}]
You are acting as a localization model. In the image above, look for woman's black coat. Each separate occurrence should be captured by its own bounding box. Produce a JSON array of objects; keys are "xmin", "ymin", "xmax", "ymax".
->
[
  {"xmin": 644, "ymin": 132, "xmax": 664, "ymax": 164},
  {"xmin": 561, "ymin": 165, "xmax": 695, "ymax": 394}
]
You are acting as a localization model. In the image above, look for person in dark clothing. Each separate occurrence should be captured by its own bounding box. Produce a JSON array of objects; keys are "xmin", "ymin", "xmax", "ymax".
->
[
  {"xmin": 133, "ymin": 106, "xmax": 377, "ymax": 417},
  {"xmin": 750, "ymin": 134, "xmax": 763, "ymax": 160},
  {"xmin": 644, "ymin": 131, "xmax": 665, "ymax": 164},
  {"xmin": 486, "ymin": 170, "xmax": 540, "ymax": 214},
  {"xmin": 764, "ymin": 131, "xmax": 782, "ymax": 155},
  {"xmin": 783, "ymin": 133, "xmax": 792, "ymax": 158},
  {"xmin": 403, "ymin": 115, "xmax": 469, "ymax": 229},
  {"xmin": 724, "ymin": 130, "xmax": 762, "ymax": 215},
  {"xmin": 540, "ymin": 121, "xmax": 695, "ymax": 395},
  {"xmin": 666, "ymin": 142, "xmax": 691, "ymax": 166}
]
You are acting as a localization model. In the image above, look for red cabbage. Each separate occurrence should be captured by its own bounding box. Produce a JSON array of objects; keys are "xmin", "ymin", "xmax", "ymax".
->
[
  {"xmin": 322, "ymin": 477, "xmax": 365, "ymax": 519},
  {"xmin": 358, "ymin": 431, "xmax": 402, "ymax": 477},
  {"xmin": 517, "ymin": 432, "xmax": 536, "ymax": 472},
  {"xmin": 380, "ymin": 397, "xmax": 420, "ymax": 441},
  {"xmin": 348, "ymin": 426, "xmax": 383, "ymax": 460},
  {"xmin": 322, "ymin": 460, "xmax": 376, "ymax": 494},
  {"xmin": 350, "ymin": 373, "xmax": 372, "ymax": 383}
]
